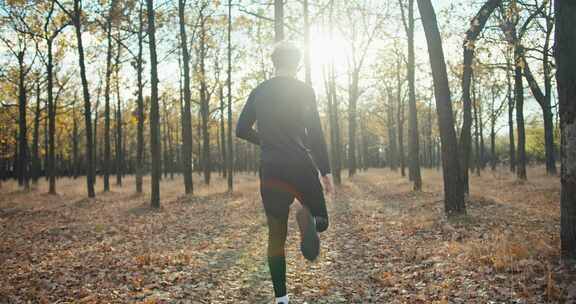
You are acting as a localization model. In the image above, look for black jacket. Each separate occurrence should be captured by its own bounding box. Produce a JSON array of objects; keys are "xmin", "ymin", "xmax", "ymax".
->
[{"xmin": 236, "ymin": 76, "xmax": 331, "ymax": 176}]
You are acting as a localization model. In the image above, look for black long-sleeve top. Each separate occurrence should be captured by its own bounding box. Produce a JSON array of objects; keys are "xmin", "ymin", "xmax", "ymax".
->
[{"xmin": 236, "ymin": 76, "xmax": 331, "ymax": 176}]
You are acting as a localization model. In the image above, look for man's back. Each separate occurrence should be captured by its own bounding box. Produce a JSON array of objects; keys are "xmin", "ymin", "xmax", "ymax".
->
[{"xmin": 236, "ymin": 76, "xmax": 330, "ymax": 175}]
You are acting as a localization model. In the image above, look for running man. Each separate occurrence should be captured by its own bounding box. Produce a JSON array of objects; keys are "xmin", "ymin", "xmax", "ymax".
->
[{"xmin": 236, "ymin": 41, "xmax": 333, "ymax": 304}]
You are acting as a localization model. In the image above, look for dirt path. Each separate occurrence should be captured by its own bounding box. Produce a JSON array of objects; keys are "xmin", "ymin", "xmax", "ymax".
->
[{"xmin": 0, "ymin": 168, "xmax": 572, "ymax": 303}]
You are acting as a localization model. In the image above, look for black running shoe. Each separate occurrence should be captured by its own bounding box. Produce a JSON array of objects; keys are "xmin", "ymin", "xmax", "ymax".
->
[
  {"xmin": 297, "ymin": 207, "xmax": 320, "ymax": 261},
  {"xmin": 315, "ymin": 216, "xmax": 329, "ymax": 232}
]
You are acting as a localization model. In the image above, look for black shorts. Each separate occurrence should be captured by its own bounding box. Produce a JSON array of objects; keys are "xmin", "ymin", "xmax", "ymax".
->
[{"xmin": 259, "ymin": 161, "xmax": 328, "ymax": 221}]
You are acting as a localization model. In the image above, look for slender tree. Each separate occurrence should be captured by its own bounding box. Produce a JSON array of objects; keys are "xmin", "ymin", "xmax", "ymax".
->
[
  {"xmin": 219, "ymin": 86, "xmax": 226, "ymax": 178},
  {"xmin": 197, "ymin": 7, "xmax": 211, "ymax": 185},
  {"xmin": 146, "ymin": 0, "xmax": 161, "ymax": 208},
  {"xmin": 500, "ymin": 1, "xmax": 527, "ymax": 180},
  {"xmin": 459, "ymin": 0, "xmax": 501, "ymax": 194},
  {"xmin": 226, "ymin": 0, "xmax": 234, "ymax": 191},
  {"xmin": 395, "ymin": 50, "xmax": 407, "ymax": 177},
  {"xmin": 178, "ymin": 0, "xmax": 194, "ymax": 194},
  {"xmin": 417, "ymin": 0, "xmax": 465, "ymax": 216},
  {"xmin": 42, "ymin": 2, "xmax": 69, "ymax": 194},
  {"xmin": 399, "ymin": 0, "xmax": 422, "ymax": 190},
  {"xmin": 555, "ymin": 0, "xmax": 576, "ymax": 262},
  {"xmin": 274, "ymin": 0, "xmax": 284, "ymax": 42},
  {"xmin": 103, "ymin": 0, "xmax": 116, "ymax": 192},
  {"xmin": 32, "ymin": 78, "xmax": 41, "ymax": 183},
  {"xmin": 521, "ymin": 0, "xmax": 556, "ymax": 175},
  {"xmin": 0, "ymin": 29, "xmax": 32, "ymax": 189},
  {"xmin": 506, "ymin": 55, "xmax": 516, "ymax": 173},
  {"xmin": 303, "ymin": 0, "xmax": 311, "ymax": 85},
  {"xmin": 135, "ymin": 0, "xmax": 145, "ymax": 193},
  {"xmin": 114, "ymin": 32, "xmax": 123, "ymax": 186}
]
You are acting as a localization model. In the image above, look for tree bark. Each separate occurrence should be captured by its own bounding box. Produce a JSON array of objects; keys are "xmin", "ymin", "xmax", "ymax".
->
[
  {"xmin": 386, "ymin": 88, "xmax": 398, "ymax": 171},
  {"xmin": 417, "ymin": 0, "xmax": 465, "ymax": 216},
  {"xmin": 555, "ymin": 0, "xmax": 576, "ymax": 262},
  {"xmin": 219, "ymin": 86, "xmax": 226, "ymax": 178},
  {"xmin": 103, "ymin": 9, "xmax": 113, "ymax": 192},
  {"xmin": 401, "ymin": 0, "xmax": 422, "ymax": 190},
  {"xmin": 47, "ymin": 38, "xmax": 56, "ymax": 194},
  {"xmin": 303, "ymin": 0, "xmax": 311, "ymax": 85},
  {"xmin": 17, "ymin": 51, "xmax": 29, "ymax": 189},
  {"xmin": 459, "ymin": 0, "xmax": 500, "ymax": 193},
  {"xmin": 115, "ymin": 34, "xmax": 123, "ymax": 186},
  {"xmin": 227, "ymin": 0, "xmax": 233, "ymax": 191},
  {"xmin": 198, "ymin": 18, "xmax": 211, "ymax": 185},
  {"xmin": 522, "ymin": 52, "xmax": 557, "ymax": 175},
  {"xmin": 72, "ymin": 97, "xmax": 79, "ymax": 178},
  {"xmin": 178, "ymin": 0, "xmax": 194, "ymax": 194},
  {"xmin": 329, "ymin": 63, "xmax": 342, "ymax": 184},
  {"xmin": 274, "ymin": 0, "xmax": 284, "ymax": 42},
  {"xmin": 146, "ymin": 0, "xmax": 161, "ymax": 208},
  {"xmin": 515, "ymin": 45, "xmax": 527, "ymax": 180},
  {"xmin": 348, "ymin": 71, "xmax": 359, "ymax": 177},
  {"xmin": 32, "ymin": 80, "xmax": 41, "ymax": 183},
  {"xmin": 328, "ymin": 0, "xmax": 342, "ymax": 185},
  {"xmin": 506, "ymin": 58, "xmax": 516, "ymax": 173},
  {"xmin": 135, "ymin": 1, "xmax": 145, "ymax": 193},
  {"xmin": 396, "ymin": 56, "xmax": 406, "ymax": 177},
  {"xmin": 473, "ymin": 88, "xmax": 481, "ymax": 176}
]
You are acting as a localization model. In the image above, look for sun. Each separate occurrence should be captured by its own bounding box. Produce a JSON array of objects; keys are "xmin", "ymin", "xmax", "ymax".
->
[{"xmin": 308, "ymin": 29, "xmax": 350, "ymax": 80}]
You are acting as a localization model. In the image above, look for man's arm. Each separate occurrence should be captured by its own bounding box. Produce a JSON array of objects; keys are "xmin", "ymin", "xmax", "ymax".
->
[
  {"xmin": 305, "ymin": 90, "xmax": 331, "ymax": 176},
  {"xmin": 236, "ymin": 90, "xmax": 260, "ymax": 145}
]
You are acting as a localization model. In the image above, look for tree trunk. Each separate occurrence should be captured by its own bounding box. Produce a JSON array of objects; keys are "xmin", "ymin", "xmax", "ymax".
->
[
  {"xmin": 348, "ymin": 70, "xmax": 360, "ymax": 177},
  {"xmin": 396, "ymin": 57, "xmax": 406, "ymax": 177},
  {"xmin": 329, "ymin": 63, "xmax": 342, "ymax": 184},
  {"xmin": 387, "ymin": 89, "xmax": 398, "ymax": 171},
  {"xmin": 227, "ymin": 0, "xmax": 233, "ymax": 191},
  {"xmin": 303, "ymin": 0, "xmax": 311, "ymax": 85},
  {"xmin": 555, "ymin": 0, "xmax": 576, "ymax": 262},
  {"xmin": 506, "ymin": 60, "xmax": 516, "ymax": 173},
  {"xmin": 328, "ymin": 0, "xmax": 342, "ymax": 185},
  {"xmin": 146, "ymin": 0, "xmax": 161, "ymax": 208},
  {"xmin": 348, "ymin": 71, "xmax": 359, "ymax": 177},
  {"xmin": 135, "ymin": 1, "xmax": 145, "ymax": 194},
  {"xmin": 103, "ymin": 13, "xmax": 113, "ymax": 192},
  {"xmin": 543, "ymin": 107, "xmax": 556, "ymax": 173},
  {"xmin": 198, "ymin": 20, "xmax": 211, "ymax": 186},
  {"xmin": 427, "ymin": 99, "xmax": 434, "ymax": 168},
  {"xmin": 274, "ymin": 0, "xmax": 284, "ymax": 42},
  {"xmin": 405, "ymin": 0, "xmax": 422, "ymax": 191},
  {"xmin": 473, "ymin": 91, "xmax": 481, "ymax": 176},
  {"xmin": 72, "ymin": 97, "xmax": 79, "ymax": 178},
  {"xmin": 514, "ymin": 45, "xmax": 527, "ymax": 180},
  {"xmin": 115, "ymin": 35, "xmax": 123, "ymax": 186},
  {"xmin": 417, "ymin": 0, "xmax": 465, "ymax": 216},
  {"xmin": 523, "ymin": 55, "xmax": 557, "ymax": 175},
  {"xmin": 47, "ymin": 38, "xmax": 56, "ymax": 194},
  {"xmin": 32, "ymin": 80, "xmax": 41, "ymax": 183},
  {"xmin": 44, "ymin": 96, "xmax": 49, "ymax": 181},
  {"xmin": 178, "ymin": 0, "xmax": 194, "ymax": 194},
  {"xmin": 219, "ymin": 86, "xmax": 227, "ymax": 178},
  {"xmin": 491, "ymin": 120, "xmax": 496, "ymax": 171},
  {"xmin": 521, "ymin": 3, "xmax": 556, "ymax": 175},
  {"xmin": 479, "ymin": 100, "xmax": 486, "ymax": 170},
  {"xmin": 459, "ymin": 0, "xmax": 500, "ymax": 193},
  {"xmin": 17, "ymin": 51, "xmax": 29, "ymax": 189},
  {"xmin": 93, "ymin": 84, "xmax": 101, "ymax": 186}
]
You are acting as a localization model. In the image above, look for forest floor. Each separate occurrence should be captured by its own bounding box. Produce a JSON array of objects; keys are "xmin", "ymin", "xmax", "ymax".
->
[{"xmin": 1, "ymin": 167, "xmax": 575, "ymax": 303}]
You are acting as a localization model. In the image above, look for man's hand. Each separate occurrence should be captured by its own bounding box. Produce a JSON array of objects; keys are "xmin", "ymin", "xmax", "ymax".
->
[{"xmin": 321, "ymin": 174, "xmax": 334, "ymax": 196}]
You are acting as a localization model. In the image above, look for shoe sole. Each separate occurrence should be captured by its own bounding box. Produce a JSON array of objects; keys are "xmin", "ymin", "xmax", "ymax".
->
[{"xmin": 297, "ymin": 207, "xmax": 320, "ymax": 261}]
